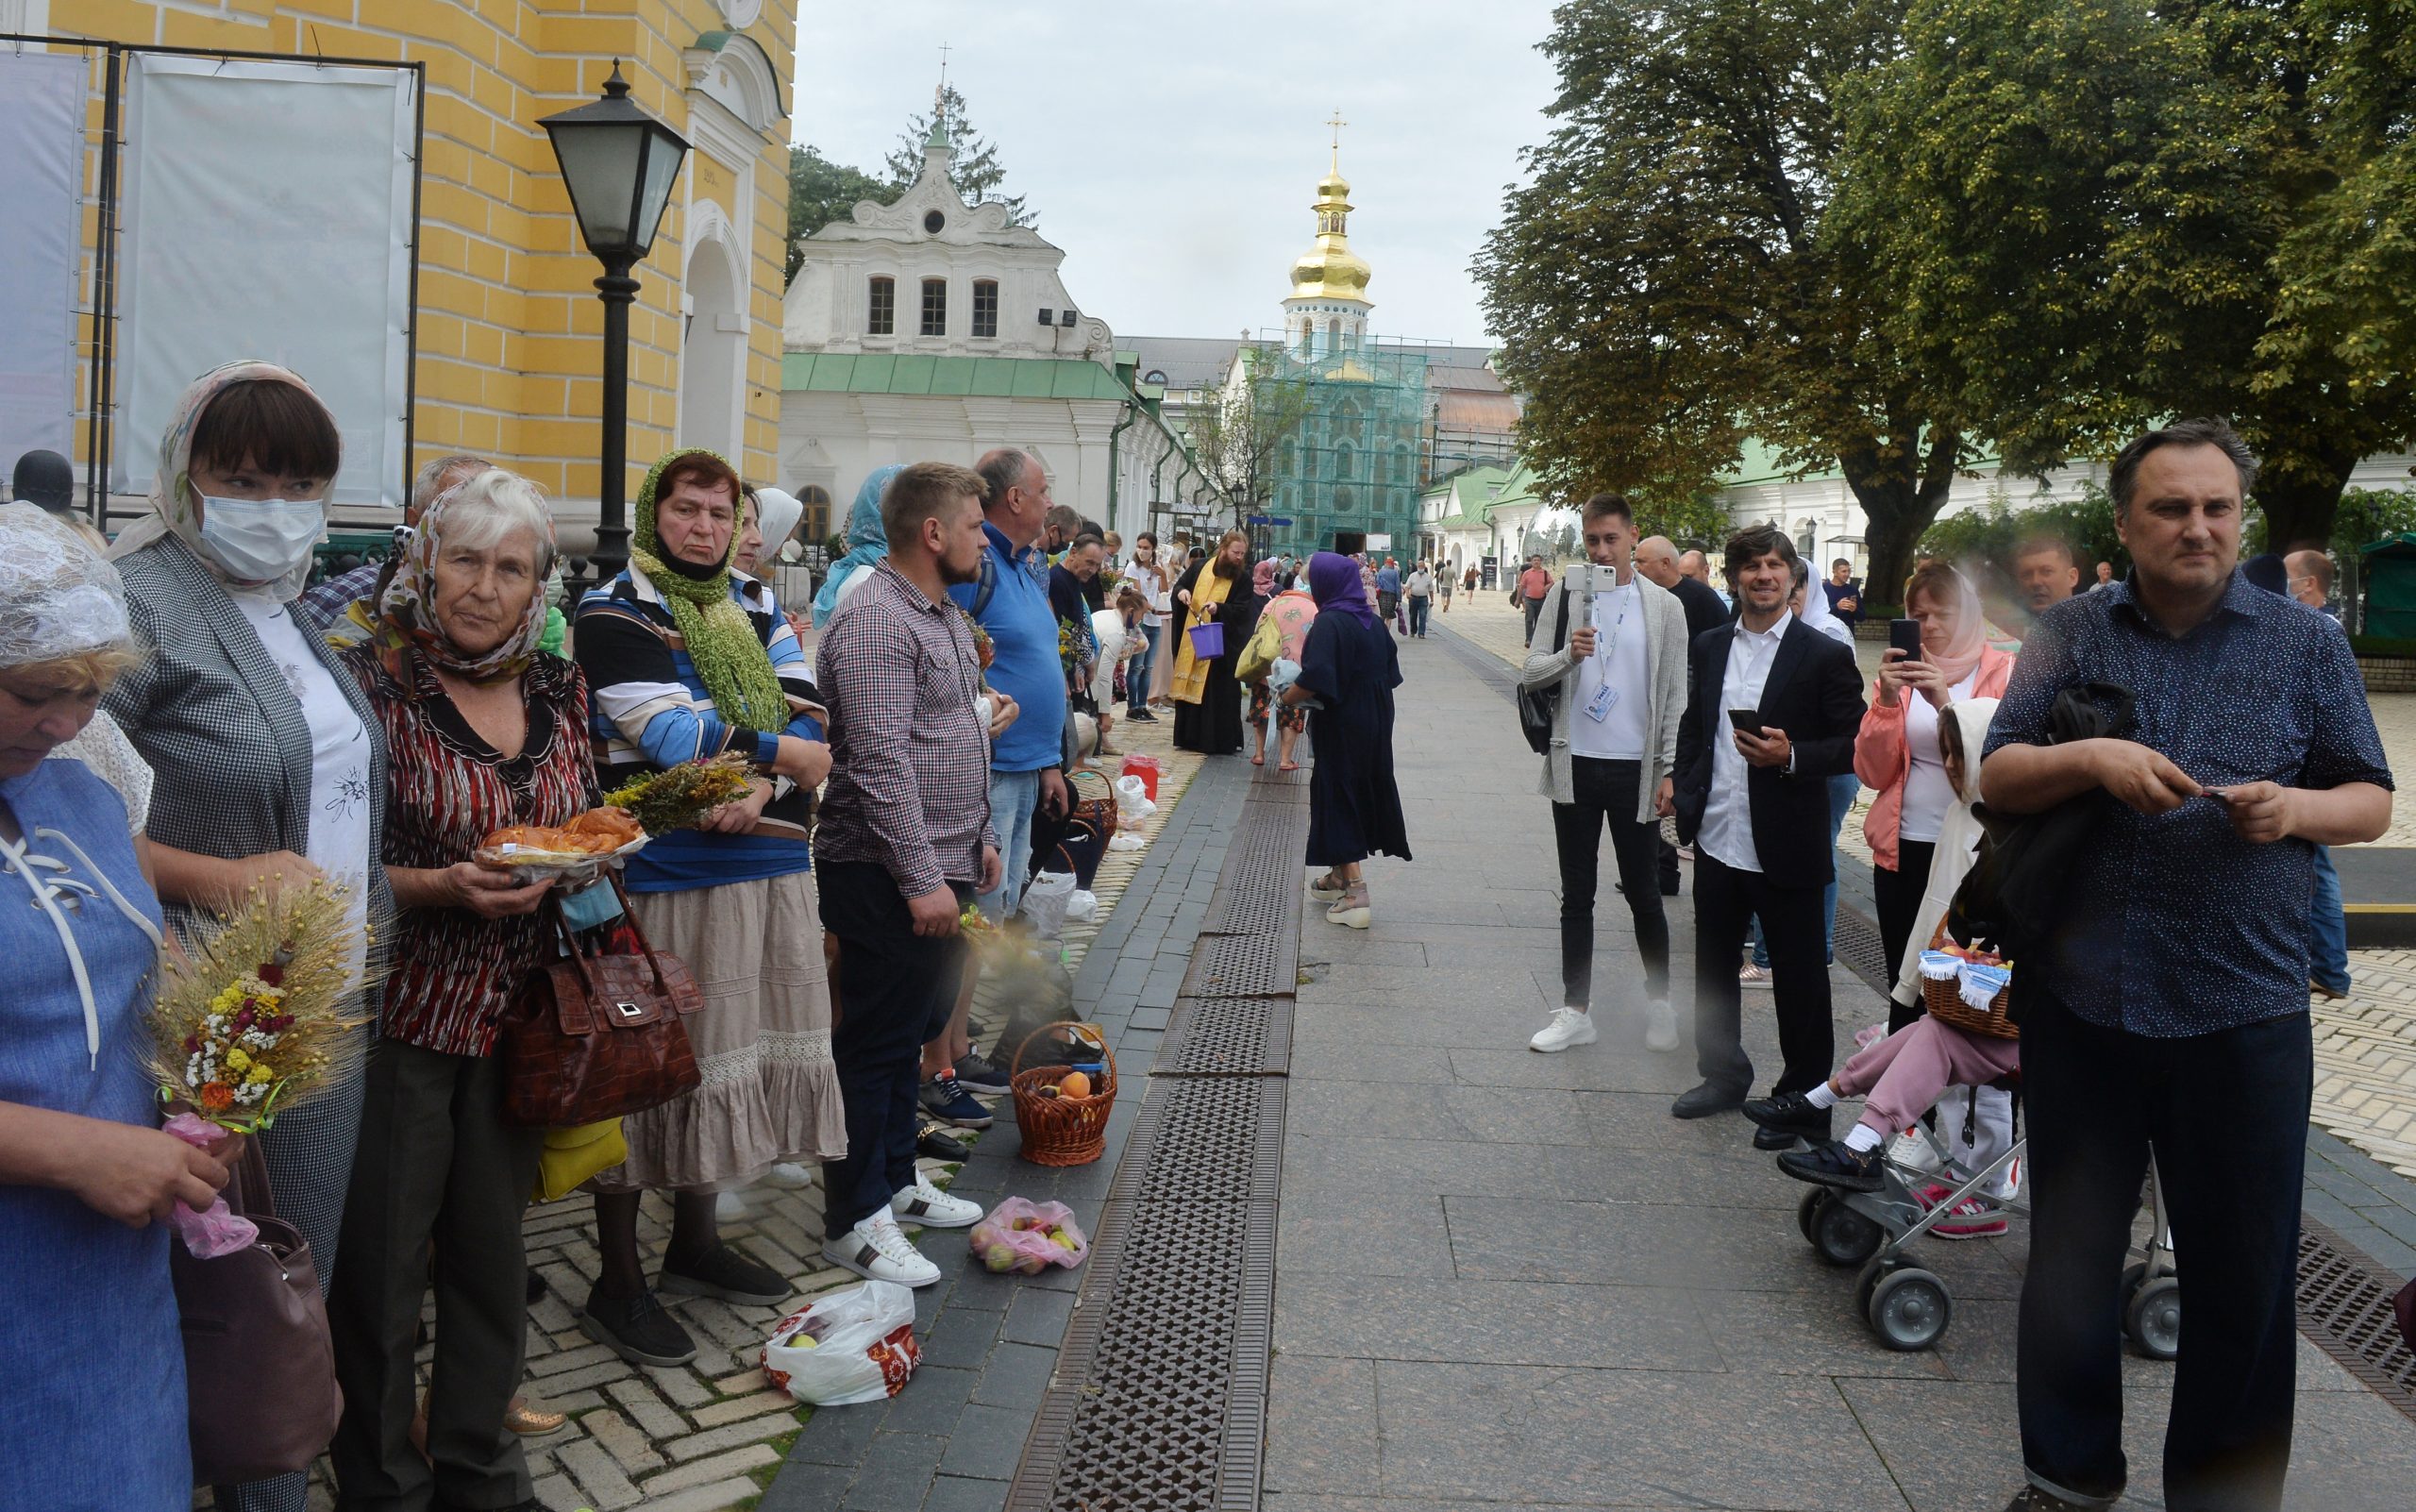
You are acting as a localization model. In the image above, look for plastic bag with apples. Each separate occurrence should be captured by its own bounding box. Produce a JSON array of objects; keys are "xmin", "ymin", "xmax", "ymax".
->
[{"xmin": 969, "ymin": 1197, "xmax": 1090, "ymax": 1274}]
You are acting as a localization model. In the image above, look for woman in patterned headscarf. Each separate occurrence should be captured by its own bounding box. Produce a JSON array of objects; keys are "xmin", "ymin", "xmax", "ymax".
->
[
  {"xmin": 103, "ymin": 360, "xmax": 390, "ymax": 1512},
  {"xmin": 571, "ymin": 448, "xmax": 845, "ymax": 1369},
  {"xmin": 329, "ymin": 468, "xmax": 596, "ymax": 1507}
]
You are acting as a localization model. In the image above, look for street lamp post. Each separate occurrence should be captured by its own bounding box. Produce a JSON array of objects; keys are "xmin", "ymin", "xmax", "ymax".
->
[{"xmin": 539, "ymin": 61, "xmax": 689, "ymax": 587}]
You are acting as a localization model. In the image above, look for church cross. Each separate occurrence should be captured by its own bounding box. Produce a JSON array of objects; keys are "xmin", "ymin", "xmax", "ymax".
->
[{"xmin": 1326, "ymin": 108, "xmax": 1347, "ymax": 165}]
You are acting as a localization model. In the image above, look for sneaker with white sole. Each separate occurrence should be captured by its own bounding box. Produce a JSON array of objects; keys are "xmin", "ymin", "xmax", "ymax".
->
[
  {"xmin": 1888, "ymin": 1130, "xmax": 1945, "ymax": 1175},
  {"xmin": 821, "ymin": 1210, "xmax": 942, "ymax": 1287},
  {"xmin": 891, "ymin": 1174, "xmax": 983, "ymax": 1229},
  {"xmin": 713, "ymin": 1191, "xmax": 748, "ymax": 1222},
  {"xmin": 1918, "ymin": 1184, "xmax": 2010, "ymax": 1240},
  {"xmin": 1529, "ymin": 1007, "xmax": 1598, "ymax": 1053},
  {"xmin": 1643, "ymin": 1000, "xmax": 1679, "ymax": 1053},
  {"xmin": 1738, "ymin": 964, "xmax": 1772, "ymax": 989},
  {"xmin": 763, "ymin": 1162, "xmax": 814, "ymax": 1189}
]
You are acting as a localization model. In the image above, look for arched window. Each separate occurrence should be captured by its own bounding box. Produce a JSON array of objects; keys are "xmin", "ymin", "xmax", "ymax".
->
[
  {"xmin": 1299, "ymin": 322, "xmax": 1316, "ymax": 357},
  {"xmin": 1279, "ymin": 441, "xmax": 1294, "ymax": 475},
  {"xmin": 866, "ymin": 277, "xmax": 895, "ymax": 336},
  {"xmin": 796, "ymin": 483, "xmax": 833, "ymax": 546},
  {"xmin": 1327, "ymin": 317, "xmax": 1341, "ymax": 347},
  {"xmin": 1334, "ymin": 486, "xmax": 1355, "ymax": 512},
  {"xmin": 1334, "ymin": 443, "xmax": 1354, "ymax": 480}
]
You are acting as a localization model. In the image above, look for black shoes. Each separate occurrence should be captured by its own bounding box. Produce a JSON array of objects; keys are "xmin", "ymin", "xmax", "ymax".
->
[
  {"xmin": 1742, "ymin": 1090, "xmax": 1832, "ymax": 1150},
  {"xmin": 917, "ymin": 1122, "xmax": 970, "ymax": 1161},
  {"xmin": 1127, "ymin": 708, "xmax": 1158, "ymax": 722},
  {"xmin": 2001, "ymin": 1487, "xmax": 2109, "ymax": 1512},
  {"xmin": 580, "ymin": 1287, "xmax": 697, "ymax": 1367},
  {"xmin": 660, "ymin": 1243, "xmax": 790, "ymax": 1307},
  {"xmin": 1776, "ymin": 1139, "xmax": 1885, "ymax": 1192},
  {"xmin": 1670, "ymin": 1082, "xmax": 1747, "ymax": 1119},
  {"xmin": 951, "ymin": 1050, "xmax": 1012, "ymax": 1096}
]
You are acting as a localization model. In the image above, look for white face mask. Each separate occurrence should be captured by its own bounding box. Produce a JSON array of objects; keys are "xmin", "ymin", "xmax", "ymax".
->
[{"xmin": 197, "ymin": 494, "xmax": 326, "ymax": 582}]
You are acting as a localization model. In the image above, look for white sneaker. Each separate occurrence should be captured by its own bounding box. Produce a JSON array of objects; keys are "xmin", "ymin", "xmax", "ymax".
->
[
  {"xmin": 1643, "ymin": 1000, "xmax": 1679, "ymax": 1053},
  {"xmin": 763, "ymin": 1163, "xmax": 814, "ymax": 1190},
  {"xmin": 1529, "ymin": 1007, "xmax": 1598, "ymax": 1053},
  {"xmin": 890, "ymin": 1173, "xmax": 984, "ymax": 1229},
  {"xmin": 713, "ymin": 1191, "xmax": 747, "ymax": 1222},
  {"xmin": 821, "ymin": 1210, "xmax": 942, "ymax": 1287},
  {"xmin": 1888, "ymin": 1131, "xmax": 1945, "ymax": 1174}
]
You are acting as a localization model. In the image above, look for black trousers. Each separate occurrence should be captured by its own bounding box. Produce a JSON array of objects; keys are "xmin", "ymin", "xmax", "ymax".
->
[
  {"xmin": 328, "ymin": 1039, "xmax": 544, "ymax": 1511},
  {"xmin": 1873, "ymin": 837, "xmax": 1938, "ymax": 1030},
  {"xmin": 1552, "ymin": 757, "xmax": 1670, "ymax": 1008},
  {"xmin": 2017, "ymin": 986, "xmax": 2311, "ymax": 1512},
  {"xmin": 1656, "ymin": 834, "xmax": 1682, "ymax": 895},
  {"xmin": 1691, "ymin": 850, "xmax": 1833, "ymax": 1095},
  {"xmin": 818, "ymin": 861, "xmax": 970, "ymax": 1238}
]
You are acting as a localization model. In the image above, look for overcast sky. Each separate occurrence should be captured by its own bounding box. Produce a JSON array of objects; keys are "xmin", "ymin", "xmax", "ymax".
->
[{"xmin": 790, "ymin": 1, "xmax": 1562, "ymax": 347}]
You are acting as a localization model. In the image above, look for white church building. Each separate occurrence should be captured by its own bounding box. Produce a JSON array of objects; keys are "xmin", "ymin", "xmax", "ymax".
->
[{"xmin": 778, "ymin": 115, "xmax": 1199, "ymax": 540}]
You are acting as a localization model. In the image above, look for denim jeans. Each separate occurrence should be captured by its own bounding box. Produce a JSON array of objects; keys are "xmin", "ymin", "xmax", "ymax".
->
[
  {"xmin": 978, "ymin": 766, "xmax": 1041, "ymax": 918},
  {"xmin": 2308, "ymin": 844, "xmax": 2351, "ymax": 995},
  {"xmin": 1127, "ymin": 622, "xmax": 1161, "ymax": 714},
  {"xmin": 1406, "ymin": 596, "xmax": 1431, "ymax": 636},
  {"xmin": 1753, "ymin": 771, "xmax": 1859, "ymax": 968}
]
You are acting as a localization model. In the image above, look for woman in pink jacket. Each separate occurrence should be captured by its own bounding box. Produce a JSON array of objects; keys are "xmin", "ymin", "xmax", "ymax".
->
[{"xmin": 1854, "ymin": 562, "xmax": 2014, "ymax": 1030}]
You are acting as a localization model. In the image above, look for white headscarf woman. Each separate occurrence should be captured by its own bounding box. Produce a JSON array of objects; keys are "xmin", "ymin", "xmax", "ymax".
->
[{"xmin": 1793, "ymin": 556, "xmax": 1854, "ymax": 648}]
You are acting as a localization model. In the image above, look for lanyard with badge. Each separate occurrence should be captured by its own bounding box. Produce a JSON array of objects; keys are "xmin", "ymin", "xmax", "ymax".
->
[{"xmin": 1570, "ymin": 564, "xmax": 1632, "ymax": 724}]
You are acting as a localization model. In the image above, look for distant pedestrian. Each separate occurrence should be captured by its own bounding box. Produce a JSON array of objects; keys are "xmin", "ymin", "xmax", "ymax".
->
[
  {"xmin": 2012, "ymin": 536, "xmax": 2081, "ymax": 624},
  {"xmin": 1374, "ymin": 557, "xmax": 1403, "ymax": 624},
  {"xmin": 2286, "ymin": 548, "xmax": 2352, "ymax": 1001},
  {"xmin": 1983, "ymin": 418, "xmax": 2391, "ymax": 1512},
  {"xmin": 1822, "ymin": 558, "xmax": 1863, "ymax": 626},
  {"xmin": 1436, "ymin": 563, "xmax": 1455, "ymax": 613},
  {"xmin": 1679, "ymin": 548, "xmax": 1731, "ymax": 610},
  {"xmin": 1290, "ymin": 552, "xmax": 1410, "ymax": 929},
  {"xmin": 1516, "ymin": 554, "xmax": 1552, "ymax": 642},
  {"xmin": 1404, "ymin": 561, "xmax": 1434, "ymax": 637},
  {"xmin": 2092, "ymin": 559, "xmax": 2118, "ymax": 591},
  {"xmin": 1464, "ymin": 564, "xmax": 1480, "ymax": 596}
]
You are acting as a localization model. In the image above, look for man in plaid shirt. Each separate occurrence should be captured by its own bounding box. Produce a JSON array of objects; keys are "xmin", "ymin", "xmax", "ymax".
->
[{"xmin": 814, "ymin": 461, "xmax": 1002, "ymax": 1288}]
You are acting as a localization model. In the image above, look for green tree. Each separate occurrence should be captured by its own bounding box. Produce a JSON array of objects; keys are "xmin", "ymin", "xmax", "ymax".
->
[
  {"xmin": 1183, "ymin": 351, "xmax": 1317, "ymax": 529},
  {"xmin": 885, "ymin": 85, "xmax": 1032, "ymax": 227},
  {"xmin": 1475, "ymin": 0, "xmax": 1967, "ymax": 595},
  {"xmin": 784, "ymin": 145, "xmax": 891, "ymax": 283},
  {"xmin": 1836, "ymin": 0, "xmax": 2416, "ymax": 554}
]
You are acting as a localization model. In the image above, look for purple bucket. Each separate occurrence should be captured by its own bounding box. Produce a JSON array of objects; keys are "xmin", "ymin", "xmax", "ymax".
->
[{"xmin": 1187, "ymin": 621, "xmax": 1225, "ymax": 659}]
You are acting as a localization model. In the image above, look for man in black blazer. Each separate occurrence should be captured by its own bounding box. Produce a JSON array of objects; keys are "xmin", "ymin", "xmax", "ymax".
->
[{"xmin": 1669, "ymin": 525, "xmax": 1867, "ymax": 1146}]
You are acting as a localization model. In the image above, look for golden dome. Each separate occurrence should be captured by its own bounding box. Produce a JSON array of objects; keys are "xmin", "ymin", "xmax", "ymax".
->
[{"xmin": 1289, "ymin": 166, "xmax": 1372, "ymax": 302}]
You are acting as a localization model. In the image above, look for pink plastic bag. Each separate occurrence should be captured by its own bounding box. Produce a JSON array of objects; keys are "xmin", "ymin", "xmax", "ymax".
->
[
  {"xmin": 164, "ymin": 1111, "xmax": 256, "ymax": 1257},
  {"xmin": 968, "ymin": 1197, "xmax": 1089, "ymax": 1274}
]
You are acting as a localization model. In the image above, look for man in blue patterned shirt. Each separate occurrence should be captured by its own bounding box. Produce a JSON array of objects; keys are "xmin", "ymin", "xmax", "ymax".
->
[{"xmin": 1980, "ymin": 420, "xmax": 2392, "ymax": 1512}]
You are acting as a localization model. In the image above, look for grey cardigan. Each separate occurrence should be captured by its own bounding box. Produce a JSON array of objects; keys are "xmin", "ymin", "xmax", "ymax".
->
[
  {"xmin": 1518, "ymin": 569, "xmax": 1691, "ymax": 816},
  {"xmin": 104, "ymin": 533, "xmax": 394, "ymax": 936}
]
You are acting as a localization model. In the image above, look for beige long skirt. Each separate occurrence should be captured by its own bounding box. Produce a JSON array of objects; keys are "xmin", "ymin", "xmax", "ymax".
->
[{"xmin": 590, "ymin": 868, "xmax": 847, "ymax": 1193}]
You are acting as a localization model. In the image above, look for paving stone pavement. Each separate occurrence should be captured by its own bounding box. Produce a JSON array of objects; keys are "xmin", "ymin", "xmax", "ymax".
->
[{"xmin": 1315, "ymin": 611, "xmax": 2416, "ymax": 1508}]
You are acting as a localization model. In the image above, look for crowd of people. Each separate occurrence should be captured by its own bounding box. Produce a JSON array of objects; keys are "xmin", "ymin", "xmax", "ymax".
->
[{"xmin": 1514, "ymin": 422, "xmax": 2391, "ymax": 1512}]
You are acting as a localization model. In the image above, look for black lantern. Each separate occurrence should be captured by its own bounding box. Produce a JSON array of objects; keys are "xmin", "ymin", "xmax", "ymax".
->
[{"xmin": 539, "ymin": 61, "xmax": 689, "ymax": 585}]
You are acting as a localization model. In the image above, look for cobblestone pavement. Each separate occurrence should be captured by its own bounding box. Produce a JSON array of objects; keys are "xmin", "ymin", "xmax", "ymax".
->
[
  {"xmin": 1267, "ymin": 623, "xmax": 2416, "ymax": 1510},
  {"xmin": 287, "ymin": 714, "xmax": 1204, "ymax": 1512},
  {"xmin": 1446, "ymin": 587, "xmax": 2416, "ymax": 1190}
]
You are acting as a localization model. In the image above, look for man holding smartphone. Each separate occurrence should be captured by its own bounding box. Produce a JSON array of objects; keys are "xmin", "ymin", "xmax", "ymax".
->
[
  {"xmin": 1981, "ymin": 420, "xmax": 2391, "ymax": 1512},
  {"xmin": 1518, "ymin": 495, "xmax": 1691, "ymax": 1054},
  {"xmin": 1669, "ymin": 525, "xmax": 1867, "ymax": 1132}
]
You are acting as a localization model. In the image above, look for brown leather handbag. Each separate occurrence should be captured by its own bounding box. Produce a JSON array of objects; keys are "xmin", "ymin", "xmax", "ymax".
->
[
  {"xmin": 499, "ymin": 875, "xmax": 706, "ymax": 1127},
  {"xmin": 175, "ymin": 1141, "xmax": 343, "ymax": 1485}
]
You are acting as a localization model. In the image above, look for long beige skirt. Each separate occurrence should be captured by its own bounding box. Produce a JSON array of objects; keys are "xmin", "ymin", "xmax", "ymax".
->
[{"xmin": 591, "ymin": 868, "xmax": 847, "ymax": 1193}]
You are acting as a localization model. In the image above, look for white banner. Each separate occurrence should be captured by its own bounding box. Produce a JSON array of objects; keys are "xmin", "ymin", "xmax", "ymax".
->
[
  {"xmin": 114, "ymin": 56, "xmax": 415, "ymax": 505},
  {"xmin": 0, "ymin": 51, "xmax": 87, "ymax": 475}
]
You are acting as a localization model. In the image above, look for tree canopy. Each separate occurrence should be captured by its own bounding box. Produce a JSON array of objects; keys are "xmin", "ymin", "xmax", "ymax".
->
[
  {"xmin": 1475, "ymin": 0, "xmax": 1965, "ymax": 590},
  {"xmin": 886, "ymin": 85, "xmax": 1033, "ymax": 227},
  {"xmin": 1835, "ymin": 0, "xmax": 2416, "ymax": 552},
  {"xmin": 1184, "ymin": 354, "xmax": 1317, "ymax": 529},
  {"xmin": 784, "ymin": 145, "xmax": 891, "ymax": 282}
]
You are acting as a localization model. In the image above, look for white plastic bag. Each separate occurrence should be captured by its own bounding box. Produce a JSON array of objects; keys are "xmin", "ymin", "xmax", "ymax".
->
[
  {"xmin": 1065, "ymin": 889, "xmax": 1099, "ymax": 924},
  {"xmin": 1113, "ymin": 775, "xmax": 1156, "ymax": 829},
  {"xmin": 1108, "ymin": 833, "xmax": 1147, "ymax": 851},
  {"xmin": 761, "ymin": 1280, "xmax": 919, "ymax": 1406},
  {"xmin": 1021, "ymin": 870, "xmax": 1077, "ymax": 938}
]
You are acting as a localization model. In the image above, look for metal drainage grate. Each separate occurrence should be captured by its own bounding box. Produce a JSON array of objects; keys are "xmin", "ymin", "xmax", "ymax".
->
[
  {"xmin": 1155, "ymin": 994, "xmax": 1294, "ymax": 1079},
  {"xmin": 1202, "ymin": 803, "xmax": 1313, "ymax": 935},
  {"xmin": 2297, "ymin": 1218, "xmax": 2416, "ymax": 1423},
  {"xmin": 1182, "ymin": 929, "xmax": 1297, "ymax": 1000},
  {"xmin": 1113, "ymin": 1075, "xmax": 1287, "ymax": 1204},
  {"xmin": 1833, "ymin": 903, "xmax": 1894, "ymax": 996}
]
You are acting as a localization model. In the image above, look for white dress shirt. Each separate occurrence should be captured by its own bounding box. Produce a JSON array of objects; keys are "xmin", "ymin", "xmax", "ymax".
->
[{"xmin": 1698, "ymin": 610, "xmax": 1793, "ymax": 875}]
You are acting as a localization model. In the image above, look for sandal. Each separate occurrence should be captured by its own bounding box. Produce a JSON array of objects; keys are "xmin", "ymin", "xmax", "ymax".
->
[
  {"xmin": 1308, "ymin": 872, "xmax": 1349, "ymax": 901},
  {"xmin": 1326, "ymin": 885, "xmax": 1372, "ymax": 930}
]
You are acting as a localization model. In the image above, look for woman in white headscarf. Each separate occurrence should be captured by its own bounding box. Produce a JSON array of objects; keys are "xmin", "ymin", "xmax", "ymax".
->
[
  {"xmin": 0, "ymin": 504, "xmax": 215, "ymax": 1512},
  {"xmin": 1852, "ymin": 561, "xmax": 2013, "ymax": 1030},
  {"xmin": 104, "ymin": 360, "xmax": 387, "ymax": 1512}
]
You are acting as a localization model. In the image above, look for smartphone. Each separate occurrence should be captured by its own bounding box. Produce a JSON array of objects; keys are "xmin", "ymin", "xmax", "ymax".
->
[
  {"xmin": 1726, "ymin": 709, "xmax": 1761, "ymax": 733},
  {"xmin": 1888, "ymin": 617, "xmax": 1924, "ymax": 662}
]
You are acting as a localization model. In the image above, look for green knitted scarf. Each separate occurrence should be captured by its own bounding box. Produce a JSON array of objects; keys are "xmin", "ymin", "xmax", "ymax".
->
[{"xmin": 630, "ymin": 449, "xmax": 789, "ymax": 734}]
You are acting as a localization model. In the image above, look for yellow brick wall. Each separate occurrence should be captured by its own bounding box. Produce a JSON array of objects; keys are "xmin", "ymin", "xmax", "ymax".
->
[{"xmin": 51, "ymin": 0, "xmax": 798, "ymax": 530}]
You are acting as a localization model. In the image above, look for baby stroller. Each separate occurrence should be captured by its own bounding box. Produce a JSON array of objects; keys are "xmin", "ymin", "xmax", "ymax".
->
[{"xmin": 1793, "ymin": 1075, "xmax": 2180, "ymax": 1356}]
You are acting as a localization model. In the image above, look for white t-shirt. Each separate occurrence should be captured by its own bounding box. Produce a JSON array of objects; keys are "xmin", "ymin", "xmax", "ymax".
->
[
  {"xmin": 1898, "ymin": 668, "xmax": 1978, "ymax": 844},
  {"xmin": 1125, "ymin": 559, "xmax": 1167, "ymax": 627},
  {"xmin": 1567, "ymin": 580, "xmax": 1651, "ymax": 762},
  {"xmin": 235, "ymin": 594, "xmax": 374, "ymax": 976}
]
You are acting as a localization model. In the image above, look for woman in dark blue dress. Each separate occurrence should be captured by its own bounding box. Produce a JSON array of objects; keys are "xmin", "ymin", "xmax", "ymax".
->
[{"xmin": 1286, "ymin": 551, "xmax": 1411, "ymax": 929}]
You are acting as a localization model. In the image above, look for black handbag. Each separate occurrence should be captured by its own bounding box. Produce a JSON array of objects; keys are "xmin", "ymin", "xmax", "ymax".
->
[{"xmin": 1517, "ymin": 587, "xmax": 1570, "ymax": 755}]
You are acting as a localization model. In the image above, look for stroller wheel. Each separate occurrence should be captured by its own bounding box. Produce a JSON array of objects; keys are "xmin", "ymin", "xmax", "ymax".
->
[
  {"xmin": 1855, "ymin": 1255, "xmax": 1903, "ymax": 1318},
  {"xmin": 1869, "ymin": 1267, "xmax": 1952, "ymax": 1351},
  {"xmin": 1798, "ymin": 1188, "xmax": 1828, "ymax": 1244},
  {"xmin": 1810, "ymin": 1193, "xmax": 1885, "ymax": 1268},
  {"xmin": 2124, "ymin": 1274, "xmax": 2180, "ymax": 1360}
]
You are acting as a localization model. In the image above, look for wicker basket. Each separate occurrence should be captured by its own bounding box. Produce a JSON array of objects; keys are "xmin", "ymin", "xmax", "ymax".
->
[
  {"xmin": 1010, "ymin": 1023, "xmax": 1118, "ymax": 1167},
  {"xmin": 1922, "ymin": 972, "xmax": 2019, "ymax": 1040}
]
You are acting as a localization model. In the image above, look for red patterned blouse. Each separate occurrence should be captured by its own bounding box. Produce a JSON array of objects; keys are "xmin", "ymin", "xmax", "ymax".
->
[{"xmin": 343, "ymin": 647, "xmax": 598, "ymax": 1055}]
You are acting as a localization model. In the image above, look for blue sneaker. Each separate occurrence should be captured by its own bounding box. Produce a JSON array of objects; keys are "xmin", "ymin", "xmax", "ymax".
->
[{"xmin": 919, "ymin": 1071, "xmax": 994, "ymax": 1129}]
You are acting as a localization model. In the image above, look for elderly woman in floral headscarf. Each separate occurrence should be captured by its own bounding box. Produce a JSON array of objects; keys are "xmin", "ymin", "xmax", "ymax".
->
[
  {"xmin": 327, "ymin": 467, "xmax": 596, "ymax": 1510},
  {"xmin": 103, "ymin": 360, "xmax": 389, "ymax": 1512},
  {"xmin": 571, "ymin": 448, "xmax": 844, "ymax": 1368}
]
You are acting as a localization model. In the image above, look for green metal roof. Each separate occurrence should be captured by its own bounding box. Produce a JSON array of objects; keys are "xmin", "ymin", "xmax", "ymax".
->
[{"xmin": 782, "ymin": 353, "xmax": 1135, "ymax": 401}]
